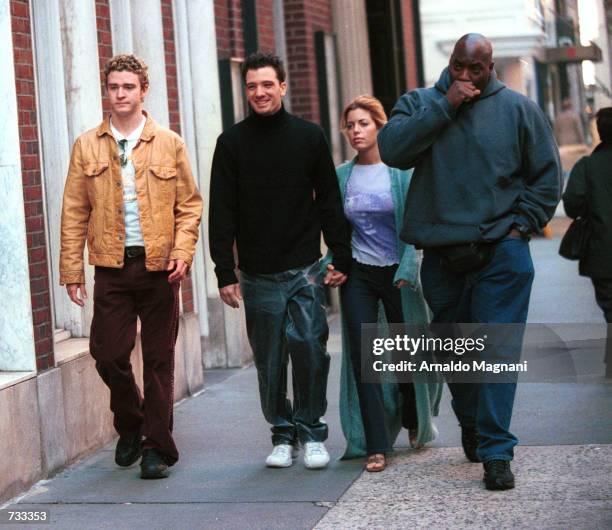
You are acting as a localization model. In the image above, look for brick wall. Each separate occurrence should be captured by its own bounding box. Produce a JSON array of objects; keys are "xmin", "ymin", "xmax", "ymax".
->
[
  {"xmin": 256, "ymin": 0, "xmax": 276, "ymax": 53},
  {"xmin": 215, "ymin": 0, "xmax": 232, "ymax": 58},
  {"xmin": 95, "ymin": 0, "xmax": 113, "ymax": 114},
  {"xmin": 10, "ymin": 0, "xmax": 54, "ymax": 371},
  {"xmin": 215, "ymin": 0, "xmax": 245, "ymax": 59},
  {"xmin": 215, "ymin": 0, "xmax": 276, "ymax": 59},
  {"xmin": 160, "ymin": 0, "xmax": 195, "ymax": 314},
  {"xmin": 284, "ymin": 0, "xmax": 332, "ymax": 123},
  {"xmin": 400, "ymin": 0, "xmax": 420, "ymax": 90},
  {"xmin": 161, "ymin": 0, "xmax": 181, "ymax": 135}
]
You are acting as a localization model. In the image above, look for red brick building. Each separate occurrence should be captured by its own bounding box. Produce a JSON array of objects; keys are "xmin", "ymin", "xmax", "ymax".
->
[{"xmin": 213, "ymin": 0, "xmax": 424, "ymax": 163}]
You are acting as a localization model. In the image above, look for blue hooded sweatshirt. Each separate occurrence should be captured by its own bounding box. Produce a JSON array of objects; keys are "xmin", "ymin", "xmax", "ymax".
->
[{"xmin": 378, "ymin": 67, "xmax": 561, "ymax": 247}]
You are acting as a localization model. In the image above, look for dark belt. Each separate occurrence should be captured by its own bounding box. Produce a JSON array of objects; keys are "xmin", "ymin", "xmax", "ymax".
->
[{"xmin": 124, "ymin": 246, "xmax": 145, "ymax": 259}]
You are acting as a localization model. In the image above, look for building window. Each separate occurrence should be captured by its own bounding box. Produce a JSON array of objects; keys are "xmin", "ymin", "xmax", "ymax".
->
[{"xmin": 218, "ymin": 58, "xmax": 248, "ymax": 129}]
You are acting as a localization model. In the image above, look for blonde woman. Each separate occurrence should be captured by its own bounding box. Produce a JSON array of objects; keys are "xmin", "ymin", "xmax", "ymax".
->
[{"xmin": 331, "ymin": 96, "xmax": 441, "ymax": 471}]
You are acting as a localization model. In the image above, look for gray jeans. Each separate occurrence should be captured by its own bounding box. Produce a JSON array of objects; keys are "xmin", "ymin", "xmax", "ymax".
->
[{"xmin": 241, "ymin": 261, "xmax": 330, "ymax": 445}]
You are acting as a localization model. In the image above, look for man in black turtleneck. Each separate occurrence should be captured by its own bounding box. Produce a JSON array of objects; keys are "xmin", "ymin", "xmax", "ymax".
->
[{"xmin": 209, "ymin": 52, "xmax": 351, "ymax": 469}]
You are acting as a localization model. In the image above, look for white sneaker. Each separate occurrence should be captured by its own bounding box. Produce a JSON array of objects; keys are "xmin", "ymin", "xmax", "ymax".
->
[
  {"xmin": 303, "ymin": 442, "xmax": 330, "ymax": 469},
  {"xmin": 265, "ymin": 444, "xmax": 293, "ymax": 468}
]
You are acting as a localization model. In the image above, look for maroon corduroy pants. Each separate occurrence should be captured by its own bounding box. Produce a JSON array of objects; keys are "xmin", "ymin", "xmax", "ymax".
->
[{"xmin": 89, "ymin": 255, "xmax": 180, "ymax": 465}]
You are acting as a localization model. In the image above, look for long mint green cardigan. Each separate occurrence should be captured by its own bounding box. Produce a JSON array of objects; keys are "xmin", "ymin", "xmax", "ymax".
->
[{"xmin": 328, "ymin": 159, "xmax": 442, "ymax": 459}]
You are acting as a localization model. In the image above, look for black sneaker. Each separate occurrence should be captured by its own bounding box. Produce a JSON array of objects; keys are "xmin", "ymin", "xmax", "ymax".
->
[
  {"xmin": 483, "ymin": 460, "xmax": 515, "ymax": 490},
  {"xmin": 114, "ymin": 432, "xmax": 141, "ymax": 467},
  {"xmin": 140, "ymin": 449, "xmax": 170, "ymax": 479},
  {"xmin": 461, "ymin": 425, "xmax": 481, "ymax": 463}
]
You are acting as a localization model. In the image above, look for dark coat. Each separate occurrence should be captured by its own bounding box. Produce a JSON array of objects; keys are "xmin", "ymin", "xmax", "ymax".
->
[{"xmin": 563, "ymin": 143, "xmax": 612, "ymax": 278}]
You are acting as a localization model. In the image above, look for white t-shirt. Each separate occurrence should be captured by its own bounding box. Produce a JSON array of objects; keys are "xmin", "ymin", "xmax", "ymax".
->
[{"xmin": 110, "ymin": 116, "xmax": 146, "ymax": 247}]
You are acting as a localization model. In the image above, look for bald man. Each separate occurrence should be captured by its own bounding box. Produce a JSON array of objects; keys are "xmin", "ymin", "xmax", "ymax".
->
[{"xmin": 379, "ymin": 34, "xmax": 561, "ymax": 490}]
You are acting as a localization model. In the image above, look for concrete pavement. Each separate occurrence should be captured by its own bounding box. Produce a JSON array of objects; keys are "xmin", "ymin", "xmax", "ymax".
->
[{"xmin": 2, "ymin": 233, "xmax": 611, "ymax": 529}]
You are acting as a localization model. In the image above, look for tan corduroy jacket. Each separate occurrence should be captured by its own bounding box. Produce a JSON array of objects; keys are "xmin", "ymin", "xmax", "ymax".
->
[{"xmin": 59, "ymin": 113, "xmax": 203, "ymax": 285}]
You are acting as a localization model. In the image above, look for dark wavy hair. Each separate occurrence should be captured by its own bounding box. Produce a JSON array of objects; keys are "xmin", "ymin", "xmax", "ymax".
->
[{"xmin": 241, "ymin": 52, "xmax": 286, "ymax": 83}]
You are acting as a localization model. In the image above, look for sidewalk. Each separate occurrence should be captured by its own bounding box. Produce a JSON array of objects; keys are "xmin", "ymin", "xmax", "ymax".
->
[{"xmin": 2, "ymin": 236, "xmax": 611, "ymax": 529}]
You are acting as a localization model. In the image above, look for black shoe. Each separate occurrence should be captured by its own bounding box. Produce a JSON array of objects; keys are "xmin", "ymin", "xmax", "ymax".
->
[
  {"xmin": 483, "ymin": 460, "xmax": 515, "ymax": 490},
  {"xmin": 460, "ymin": 425, "xmax": 481, "ymax": 463},
  {"xmin": 115, "ymin": 432, "xmax": 141, "ymax": 467},
  {"xmin": 140, "ymin": 449, "xmax": 170, "ymax": 479}
]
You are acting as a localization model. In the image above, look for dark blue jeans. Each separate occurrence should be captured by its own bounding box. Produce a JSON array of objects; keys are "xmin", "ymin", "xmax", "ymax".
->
[
  {"xmin": 240, "ymin": 261, "xmax": 330, "ymax": 446},
  {"xmin": 421, "ymin": 236, "xmax": 534, "ymax": 462}
]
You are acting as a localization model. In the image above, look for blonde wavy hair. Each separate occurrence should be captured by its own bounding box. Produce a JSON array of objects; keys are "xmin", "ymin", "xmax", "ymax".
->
[{"xmin": 340, "ymin": 95, "xmax": 388, "ymax": 131}]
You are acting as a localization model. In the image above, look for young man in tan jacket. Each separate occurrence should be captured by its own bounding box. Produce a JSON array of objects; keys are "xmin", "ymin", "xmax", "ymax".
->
[{"xmin": 60, "ymin": 54, "xmax": 202, "ymax": 479}]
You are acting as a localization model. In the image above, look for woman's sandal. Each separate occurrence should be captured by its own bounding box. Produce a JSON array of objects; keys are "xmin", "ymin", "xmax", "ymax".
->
[
  {"xmin": 409, "ymin": 428, "xmax": 424, "ymax": 449},
  {"xmin": 365, "ymin": 453, "xmax": 387, "ymax": 472}
]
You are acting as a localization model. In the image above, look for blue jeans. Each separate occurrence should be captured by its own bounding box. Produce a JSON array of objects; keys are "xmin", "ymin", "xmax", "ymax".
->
[
  {"xmin": 421, "ymin": 237, "xmax": 534, "ymax": 462},
  {"xmin": 240, "ymin": 261, "xmax": 330, "ymax": 446}
]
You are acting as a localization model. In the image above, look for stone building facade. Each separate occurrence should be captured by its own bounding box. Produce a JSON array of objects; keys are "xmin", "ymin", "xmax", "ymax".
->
[{"xmin": 0, "ymin": 0, "xmax": 423, "ymax": 502}]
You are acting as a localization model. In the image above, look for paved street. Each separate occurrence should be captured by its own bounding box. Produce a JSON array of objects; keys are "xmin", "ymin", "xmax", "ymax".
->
[{"xmin": 3, "ymin": 229, "xmax": 611, "ymax": 529}]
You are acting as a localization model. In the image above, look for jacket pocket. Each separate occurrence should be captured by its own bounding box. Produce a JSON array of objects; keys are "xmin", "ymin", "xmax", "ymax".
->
[
  {"xmin": 84, "ymin": 162, "xmax": 109, "ymax": 177},
  {"xmin": 83, "ymin": 163, "xmax": 109, "ymax": 248},
  {"xmin": 84, "ymin": 162, "xmax": 109, "ymax": 201},
  {"xmin": 149, "ymin": 165, "xmax": 177, "ymax": 179},
  {"xmin": 149, "ymin": 165, "xmax": 177, "ymax": 206}
]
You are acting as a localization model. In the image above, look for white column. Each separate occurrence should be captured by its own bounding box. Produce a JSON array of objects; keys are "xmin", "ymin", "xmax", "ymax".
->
[
  {"xmin": 60, "ymin": 0, "xmax": 103, "ymax": 145},
  {"xmin": 332, "ymin": 0, "xmax": 374, "ymax": 106},
  {"xmin": 130, "ymin": 0, "xmax": 169, "ymax": 127},
  {"xmin": 324, "ymin": 34, "xmax": 342, "ymax": 164},
  {"xmin": 173, "ymin": 0, "xmax": 197, "ymax": 168},
  {"xmin": 60, "ymin": 0, "xmax": 103, "ymax": 331},
  {"xmin": 0, "ymin": 1, "xmax": 36, "ymax": 371},
  {"xmin": 185, "ymin": 0, "xmax": 250, "ymax": 364},
  {"xmin": 31, "ymin": 0, "xmax": 83, "ymax": 336},
  {"xmin": 332, "ymin": 0, "xmax": 373, "ymax": 160},
  {"xmin": 109, "ymin": 0, "xmax": 133, "ymax": 54},
  {"xmin": 185, "ymin": 0, "xmax": 224, "ymax": 299},
  {"xmin": 173, "ymin": 0, "xmax": 208, "ymax": 333}
]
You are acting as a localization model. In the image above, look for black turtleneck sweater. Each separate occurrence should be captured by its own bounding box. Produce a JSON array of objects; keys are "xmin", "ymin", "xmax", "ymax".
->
[{"xmin": 209, "ymin": 107, "xmax": 351, "ymax": 288}]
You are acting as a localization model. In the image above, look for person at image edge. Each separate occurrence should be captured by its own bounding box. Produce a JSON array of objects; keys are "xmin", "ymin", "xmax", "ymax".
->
[{"xmin": 563, "ymin": 107, "xmax": 612, "ymax": 379}]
